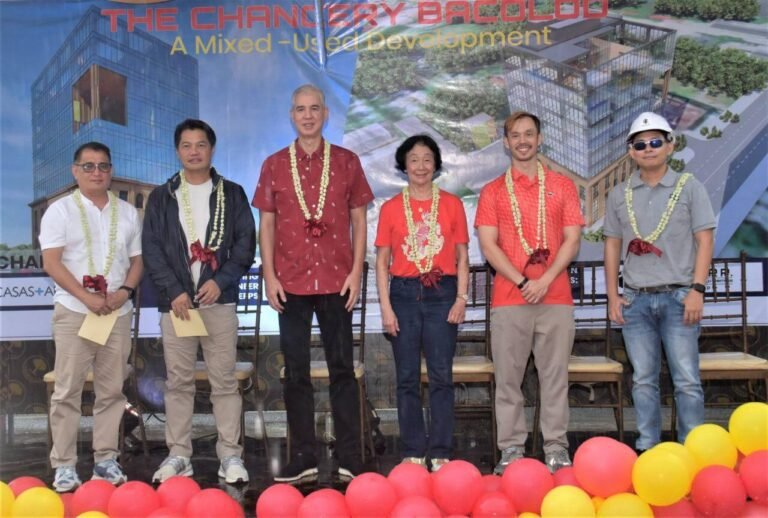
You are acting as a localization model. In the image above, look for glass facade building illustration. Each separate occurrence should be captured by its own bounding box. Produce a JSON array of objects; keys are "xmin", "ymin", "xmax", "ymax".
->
[
  {"xmin": 503, "ymin": 18, "xmax": 676, "ymax": 225},
  {"xmin": 30, "ymin": 7, "xmax": 198, "ymax": 243}
]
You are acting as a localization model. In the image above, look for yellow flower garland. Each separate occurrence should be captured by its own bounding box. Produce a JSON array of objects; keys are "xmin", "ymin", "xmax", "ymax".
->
[
  {"xmin": 402, "ymin": 184, "xmax": 440, "ymax": 275},
  {"xmin": 179, "ymin": 170, "xmax": 226, "ymax": 251},
  {"xmin": 625, "ymin": 172, "xmax": 691, "ymax": 243},
  {"xmin": 72, "ymin": 189, "xmax": 119, "ymax": 278},
  {"xmin": 289, "ymin": 140, "xmax": 330, "ymax": 224},
  {"xmin": 505, "ymin": 161, "xmax": 547, "ymax": 256}
]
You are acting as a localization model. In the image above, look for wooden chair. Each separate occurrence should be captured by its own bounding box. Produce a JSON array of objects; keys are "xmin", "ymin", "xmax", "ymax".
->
[
  {"xmin": 279, "ymin": 262, "xmax": 375, "ymax": 462},
  {"xmin": 532, "ymin": 261, "xmax": 624, "ymax": 453},
  {"xmin": 671, "ymin": 252, "xmax": 768, "ymax": 436},
  {"xmin": 420, "ymin": 264, "xmax": 497, "ymax": 463},
  {"xmin": 192, "ymin": 268, "xmax": 263, "ymax": 452},
  {"xmin": 45, "ymin": 294, "xmax": 149, "ymax": 469}
]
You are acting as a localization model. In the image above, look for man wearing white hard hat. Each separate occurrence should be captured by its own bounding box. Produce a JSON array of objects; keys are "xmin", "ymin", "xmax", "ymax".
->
[{"xmin": 603, "ymin": 112, "xmax": 715, "ymax": 452}]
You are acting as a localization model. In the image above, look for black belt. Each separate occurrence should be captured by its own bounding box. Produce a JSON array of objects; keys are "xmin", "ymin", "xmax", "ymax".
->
[{"xmin": 625, "ymin": 284, "xmax": 689, "ymax": 294}]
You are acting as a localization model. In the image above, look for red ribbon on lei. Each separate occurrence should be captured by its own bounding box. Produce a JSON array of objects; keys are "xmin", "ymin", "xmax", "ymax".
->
[
  {"xmin": 524, "ymin": 248, "xmax": 551, "ymax": 269},
  {"xmin": 304, "ymin": 218, "xmax": 327, "ymax": 238},
  {"xmin": 83, "ymin": 275, "xmax": 107, "ymax": 296},
  {"xmin": 627, "ymin": 238, "xmax": 662, "ymax": 257},
  {"xmin": 190, "ymin": 239, "xmax": 219, "ymax": 271},
  {"xmin": 419, "ymin": 267, "xmax": 444, "ymax": 288}
]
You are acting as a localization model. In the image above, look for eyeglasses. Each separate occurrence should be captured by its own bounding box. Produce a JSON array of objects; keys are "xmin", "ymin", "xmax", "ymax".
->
[
  {"xmin": 75, "ymin": 162, "xmax": 112, "ymax": 173},
  {"xmin": 630, "ymin": 138, "xmax": 665, "ymax": 151}
]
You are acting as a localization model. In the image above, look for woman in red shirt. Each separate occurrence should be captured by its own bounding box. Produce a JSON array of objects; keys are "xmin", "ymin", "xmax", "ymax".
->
[{"xmin": 375, "ymin": 134, "xmax": 470, "ymax": 472}]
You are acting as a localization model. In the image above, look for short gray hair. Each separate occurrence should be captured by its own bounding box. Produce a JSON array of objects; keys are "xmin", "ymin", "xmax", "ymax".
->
[{"xmin": 291, "ymin": 84, "xmax": 326, "ymax": 109}]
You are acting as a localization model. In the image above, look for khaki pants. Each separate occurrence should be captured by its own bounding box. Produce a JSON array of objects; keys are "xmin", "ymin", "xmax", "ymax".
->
[
  {"xmin": 49, "ymin": 304, "xmax": 132, "ymax": 467},
  {"xmin": 491, "ymin": 304, "xmax": 575, "ymax": 453},
  {"xmin": 160, "ymin": 304, "xmax": 241, "ymax": 459}
]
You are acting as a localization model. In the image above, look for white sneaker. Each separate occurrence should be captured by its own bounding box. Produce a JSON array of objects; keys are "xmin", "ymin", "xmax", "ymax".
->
[
  {"xmin": 53, "ymin": 466, "xmax": 82, "ymax": 493},
  {"xmin": 152, "ymin": 456, "xmax": 193, "ymax": 483},
  {"xmin": 218, "ymin": 456, "xmax": 249, "ymax": 484}
]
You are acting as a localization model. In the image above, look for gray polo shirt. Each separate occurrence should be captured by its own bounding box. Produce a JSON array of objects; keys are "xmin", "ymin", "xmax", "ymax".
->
[{"xmin": 604, "ymin": 169, "xmax": 715, "ymax": 288}]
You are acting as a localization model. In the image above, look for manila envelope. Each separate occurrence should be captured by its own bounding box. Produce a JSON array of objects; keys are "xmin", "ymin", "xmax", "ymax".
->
[
  {"xmin": 78, "ymin": 311, "xmax": 119, "ymax": 345},
  {"xmin": 171, "ymin": 309, "xmax": 208, "ymax": 337}
]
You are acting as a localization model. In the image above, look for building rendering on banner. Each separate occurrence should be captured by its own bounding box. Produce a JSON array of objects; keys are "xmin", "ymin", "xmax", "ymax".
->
[
  {"xmin": 503, "ymin": 18, "xmax": 676, "ymax": 225},
  {"xmin": 29, "ymin": 7, "xmax": 199, "ymax": 246}
]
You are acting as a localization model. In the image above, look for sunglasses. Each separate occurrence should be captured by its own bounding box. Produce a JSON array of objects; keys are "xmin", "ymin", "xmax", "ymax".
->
[
  {"xmin": 75, "ymin": 162, "xmax": 113, "ymax": 173},
  {"xmin": 630, "ymin": 138, "xmax": 665, "ymax": 151}
]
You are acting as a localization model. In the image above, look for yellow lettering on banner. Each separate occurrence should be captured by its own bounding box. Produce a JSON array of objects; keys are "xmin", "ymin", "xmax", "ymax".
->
[{"xmin": 170, "ymin": 36, "xmax": 188, "ymax": 54}]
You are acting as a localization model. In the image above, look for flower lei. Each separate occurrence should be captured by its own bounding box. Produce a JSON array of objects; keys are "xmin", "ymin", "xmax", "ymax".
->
[
  {"xmin": 179, "ymin": 170, "xmax": 225, "ymax": 271},
  {"xmin": 505, "ymin": 161, "xmax": 550, "ymax": 269},
  {"xmin": 73, "ymin": 189, "xmax": 118, "ymax": 296},
  {"xmin": 624, "ymin": 172, "xmax": 691, "ymax": 257},
  {"xmin": 402, "ymin": 184, "xmax": 443, "ymax": 287},
  {"xmin": 290, "ymin": 140, "xmax": 331, "ymax": 237}
]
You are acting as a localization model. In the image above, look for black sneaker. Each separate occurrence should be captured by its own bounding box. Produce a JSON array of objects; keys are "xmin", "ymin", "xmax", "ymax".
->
[
  {"xmin": 274, "ymin": 453, "xmax": 318, "ymax": 484},
  {"xmin": 337, "ymin": 457, "xmax": 364, "ymax": 482}
]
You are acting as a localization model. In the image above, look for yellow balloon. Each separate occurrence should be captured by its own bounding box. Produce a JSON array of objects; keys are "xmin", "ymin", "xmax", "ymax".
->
[
  {"xmin": 75, "ymin": 513, "xmax": 110, "ymax": 518},
  {"xmin": 632, "ymin": 449, "xmax": 691, "ymax": 506},
  {"xmin": 541, "ymin": 486, "xmax": 596, "ymax": 518},
  {"xmin": 591, "ymin": 496, "xmax": 605, "ymax": 512},
  {"xmin": 729, "ymin": 402, "xmax": 768, "ymax": 455},
  {"xmin": 11, "ymin": 487, "xmax": 63, "ymax": 518},
  {"xmin": 0, "ymin": 482, "xmax": 15, "ymax": 518},
  {"xmin": 597, "ymin": 493, "xmax": 653, "ymax": 517},
  {"xmin": 684, "ymin": 423, "xmax": 738, "ymax": 470},
  {"xmin": 519, "ymin": 514, "xmax": 541, "ymax": 518},
  {"xmin": 653, "ymin": 441, "xmax": 698, "ymax": 481}
]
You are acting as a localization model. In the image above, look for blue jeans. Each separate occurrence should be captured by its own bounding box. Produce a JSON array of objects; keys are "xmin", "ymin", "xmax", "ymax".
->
[
  {"xmin": 622, "ymin": 287, "xmax": 704, "ymax": 449},
  {"xmin": 389, "ymin": 275, "xmax": 458, "ymax": 458}
]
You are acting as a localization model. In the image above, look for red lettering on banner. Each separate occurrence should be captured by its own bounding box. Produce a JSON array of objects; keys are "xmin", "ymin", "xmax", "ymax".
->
[
  {"xmin": 381, "ymin": 2, "xmax": 404, "ymax": 25},
  {"xmin": 418, "ymin": 1, "xmax": 441, "ymax": 23},
  {"xmin": 191, "ymin": 6, "xmax": 215, "ymax": 30},
  {"xmin": 328, "ymin": 4, "xmax": 351, "ymax": 27},
  {"xmin": 101, "ymin": 9, "xmax": 126, "ymax": 32},
  {"xmin": 445, "ymin": 1, "xmax": 471, "ymax": 23},
  {"xmin": 272, "ymin": 5, "xmax": 298, "ymax": 27},
  {"xmin": 501, "ymin": 0, "xmax": 527, "ymax": 21},
  {"xmin": 474, "ymin": 0, "xmax": 497, "ymax": 23},
  {"xmin": 354, "ymin": 4, "xmax": 378, "ymax": 27},
  {"xmin": 100, "ymin": 7, "xmax": 177, "ymax": 32},
  {"xmin": 217, "ymin": 6, "xmax": 243, "ymax": 30}
]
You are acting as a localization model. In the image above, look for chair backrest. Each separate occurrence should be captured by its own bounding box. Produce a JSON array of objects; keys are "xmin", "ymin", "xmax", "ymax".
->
[
  {"xmin": 568, "ymin": 261, "xmax": 613, "ymax": 357},
  {"xmin": 237, "ymin": 266, "xmax": 264, "ymax": 366},
  {"xmin": 456, "ymin": 264, "xmax": 493, "ymax": 359},
  {"xmin": 700, "ymin": 252, "xmax": 752, "ymax": 352}
]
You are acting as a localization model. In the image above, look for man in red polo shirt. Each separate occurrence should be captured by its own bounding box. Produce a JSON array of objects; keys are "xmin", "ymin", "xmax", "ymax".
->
[
  {"xmin": 475, "ymin": 111, "xmax": 584, "ymax": 474},
  {"xmin": 253, "ymin": 84, "xmax": 374, "ymax": 483}
]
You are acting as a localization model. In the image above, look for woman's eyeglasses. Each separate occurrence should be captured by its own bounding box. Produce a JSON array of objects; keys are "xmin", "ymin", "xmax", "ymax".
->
[{"xmin": 630, "ymin": 138, "xmax": 665, "ymax": 151}]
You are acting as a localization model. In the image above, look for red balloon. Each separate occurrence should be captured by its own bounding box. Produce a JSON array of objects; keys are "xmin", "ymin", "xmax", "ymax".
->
[
  {"xmin": 298, "ymin": 488, "xmax": 349, "ymax": 518},
  {"xmin": 108, "ymin": 481, "xmax": 161, "ymax": 518},
  {"xmin": 8, "ymin": 476, "xmax": 45, "ymax": 497},
  {"xmin": 157, "ymin": 476, "xmax": 201, "ymax": 513},
  {"xmin": 552, "ymin": 466, "xmax": 581, "ymax": 489},
  {"xmin": 742, "ymin": 502, "xmax": 768, "ymax": 518},
  {"xmin": 739, "ymin": 450, "xmax": 768, "ymax": 504},
  {"xmin": 389, "ymin": 496, "xmax": 442, "ymax": 518},
  {"xmin": 147, "ymin": 508, "xmax": 186, "ymax": 518},
  {"xmin": 256, "ymin": 483, "xmax": 304, "ymax": 518},
  {"xmin": 187, "ymin": 488, "xmax": 243, "ymax": 518},
  {"xmin": 387, "ymin": 462, "xmax": 433, "ymax": 500},
  {"xmin": 573, "ymin": 436, "xmax": 636, "ymax": 497},
  {"xmin": 652, "ymin": 498, "xmax": 698, "ymax": 517},
  {"xmin": 432, "ymin": 460, "xmax": 483, "ymax": 516},
  {"xmin": 345, "ymin": 472, "xmax": 397, "ymax": 518},
  {"xmin": 482, "ymin": 474, "xmax": 503, "ymax": 493},
  {"xmin": 501, "ymin": 457, "xmax": 554, "ymax": 514},
  {"xmin": 71, "ymin": 479, "xmax": 116, "ymax": 515},
  {"xmin": 691, "ymin": 465, "xmax": 747, "ymax": 517},
  {"xmin": 472, "ymin": 491, "xmax": 517, "ymax": 518},
  {"xmin": 60, "ymin": 492, "xmax": 75, "ymax": 518}
]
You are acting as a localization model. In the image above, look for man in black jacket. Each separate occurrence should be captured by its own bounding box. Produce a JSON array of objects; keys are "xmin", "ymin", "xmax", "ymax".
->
[{"xmin": 143, "ymin": 119, "xmax": 256, "ymax": 484}]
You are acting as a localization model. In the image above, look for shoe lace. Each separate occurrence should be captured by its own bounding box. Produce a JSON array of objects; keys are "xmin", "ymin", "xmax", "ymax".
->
[
  {"xmin": 162, "ymin": 456, "xmax": 187, "ymax": 472},
  {"xmin": 98, "ymin": 459, "xmax": 123, "ymax": 476},
  {"xmin": 221, "ymin": 456, "xmax": 243, "ymax": 470},
  {"xmin": 56, "ymin": 466, "xmax": 76, "ymax": 480},
  {"xmin": 500, "ymin": 447, "xmax": 523, "ymax": 463}
]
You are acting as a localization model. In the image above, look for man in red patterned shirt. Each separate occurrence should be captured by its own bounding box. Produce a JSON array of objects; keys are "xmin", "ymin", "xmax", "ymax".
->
[
  {"xmin": 252, "ymin": 84, "xmax": 374, "ymax": 483},
  {"xmin": 475, "ymin": 111, "xmax": 584, "ymax": 474}
]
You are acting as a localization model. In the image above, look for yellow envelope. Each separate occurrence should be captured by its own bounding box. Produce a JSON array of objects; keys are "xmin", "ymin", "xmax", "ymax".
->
[
  {"xmin": 78, "ymin": 311, "xmax": 119, "ymax": 345},
  {"xmin": 171, "ymin": 309, "xmax": 208, "ymax": 337}
]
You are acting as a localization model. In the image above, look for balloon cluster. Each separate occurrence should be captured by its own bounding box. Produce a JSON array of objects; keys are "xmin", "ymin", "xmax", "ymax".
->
[
  {"xmin": 0, "ymin": 476, "xmax": 245, "ymax": 518},
  {"xmin": 256, "ymin": 401, "xmax": 768, "ymax": 517}
]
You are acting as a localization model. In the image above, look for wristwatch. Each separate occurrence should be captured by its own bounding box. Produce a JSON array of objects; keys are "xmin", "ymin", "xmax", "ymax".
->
[
  {"xmin": 457, "ymin": 293, "xmax": 469, "ymax": 302},
  {"xmin": 119, "ymin": 285, "xmax": 136, "ymax": 299},
  {"xmin": 691, "ymin": 283, "xmax": 706, "ymax": 294}
]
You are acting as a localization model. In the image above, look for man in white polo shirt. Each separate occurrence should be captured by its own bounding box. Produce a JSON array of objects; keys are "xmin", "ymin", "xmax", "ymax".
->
[{"xmin": 40, "ymin": 141, "xmax": 143, "ymax": 492}]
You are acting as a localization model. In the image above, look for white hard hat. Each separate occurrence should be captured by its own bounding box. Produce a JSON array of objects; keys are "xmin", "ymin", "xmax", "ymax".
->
[{"xmin": 626, "ymin": 112, "xmax": 673, "ymax": 142}]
